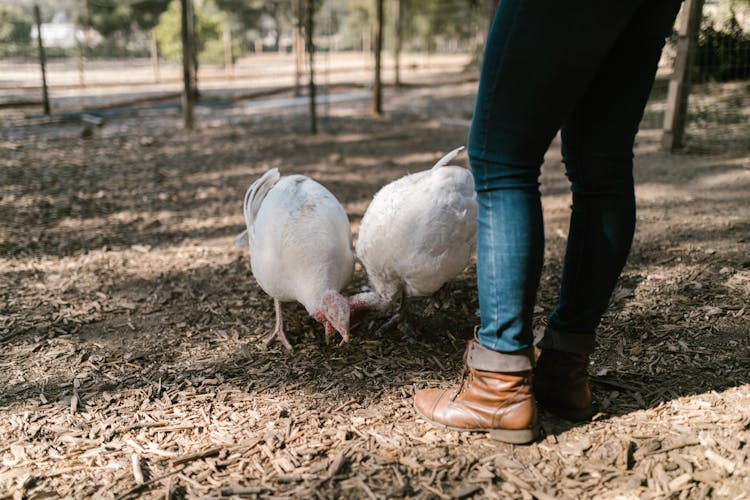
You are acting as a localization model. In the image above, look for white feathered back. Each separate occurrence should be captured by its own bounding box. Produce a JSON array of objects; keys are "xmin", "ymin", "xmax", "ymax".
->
[{"xmin": 356, "ymin": 147, "xmax": 477, "ymax": 303}]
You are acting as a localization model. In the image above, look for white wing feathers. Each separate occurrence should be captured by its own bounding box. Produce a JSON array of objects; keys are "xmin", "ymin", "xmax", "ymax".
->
[{"xmin": 234, "ymin": 168, "xmax": 281, "ymax": 248}]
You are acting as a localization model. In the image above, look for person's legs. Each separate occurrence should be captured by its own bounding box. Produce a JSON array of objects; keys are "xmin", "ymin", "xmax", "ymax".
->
[
  {"xmin": 415, "ymin": 0, "xmax": 651, "ymax": 443},
  {"xmin": 533, "ymin": 0, "xmax": 682, "ymax": 421},
  {"xmin": 541, "ymin": 0, "xmax": 683, "ymax": 353},
  {"xmin": 469, "ymin": 0, "xmax": 644, "ymax": 364}
]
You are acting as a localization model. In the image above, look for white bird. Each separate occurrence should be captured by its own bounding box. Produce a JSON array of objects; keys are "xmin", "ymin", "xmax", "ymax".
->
[
  {"xmin": 235, "ymin": 169, "xmax": 355, "ymax": 350},
  {"xmin": 349, "ymin": 146, "xmax": 477, "ymax": 326}
]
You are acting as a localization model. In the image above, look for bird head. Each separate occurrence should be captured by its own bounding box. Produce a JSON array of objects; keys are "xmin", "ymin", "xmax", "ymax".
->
[{"xmin": 315, "ymin": 290, "xmax": 351, "ymax": 344}]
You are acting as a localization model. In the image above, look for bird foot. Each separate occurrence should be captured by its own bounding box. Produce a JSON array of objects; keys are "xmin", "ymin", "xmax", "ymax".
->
[
  {"xmin": 397, "ymin": 320, "xmax": 417, "ymax": 337},
  {"xmin": 373, "ymin": 312, "xmax": 402, "ymax": 336},
  {"xmin": 262, "ymin": 328, "xmax": 293, "ymax": 351}
]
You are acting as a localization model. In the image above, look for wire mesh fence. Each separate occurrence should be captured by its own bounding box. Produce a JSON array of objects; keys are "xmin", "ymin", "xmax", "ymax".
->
[
  {"xmin": 640, "ymin": 0, "xmax": 750, "ymax": 151},
  {"xmin": 1, "ymin": 0, "xmax": 748, "ymax": 149},
  {"xmin": 0, "ymin": 1, "xmax": 483, "ymax": 117}
]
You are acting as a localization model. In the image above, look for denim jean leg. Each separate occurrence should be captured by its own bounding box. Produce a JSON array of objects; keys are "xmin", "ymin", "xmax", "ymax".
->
[
  {"xmin": 541, "ymin": 0, "xmax": 683, "ymax": 353},
  {"xmin": 542, "ymin": 164, "xmax": 635, "ymax": 353},
  {"xmin": 467, "ymin": 0, "xmax": 646, "ymax": 366},
  {"xmin": 474, "ymin": 162, "xmax": 544, "ymax": 361}
]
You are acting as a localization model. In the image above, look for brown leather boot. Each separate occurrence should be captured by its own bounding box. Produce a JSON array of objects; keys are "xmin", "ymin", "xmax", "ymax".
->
[
  {"xmin": 534, "ymin": 349, "xmax": 594, "ymax": 421},
  {"xmin": 414, "ymin": 341, "xmax": 539, "ymax": 444}
]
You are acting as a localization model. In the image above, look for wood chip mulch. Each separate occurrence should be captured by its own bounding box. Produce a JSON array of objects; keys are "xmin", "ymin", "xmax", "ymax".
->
[{"xmin": 1, "ymin": 81, "xmax": 748, "ymax": 498}]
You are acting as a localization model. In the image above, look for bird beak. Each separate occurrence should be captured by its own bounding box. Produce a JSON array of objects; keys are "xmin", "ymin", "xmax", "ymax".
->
[{"xmin": 327, "ymin": 307, "xmax": 350, "ymax": 345}]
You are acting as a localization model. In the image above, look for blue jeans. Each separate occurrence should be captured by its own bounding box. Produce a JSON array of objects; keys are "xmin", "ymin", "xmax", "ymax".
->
[{"xmin": 468, "ymin": 0, "xmax": 682, "ymax": 365}]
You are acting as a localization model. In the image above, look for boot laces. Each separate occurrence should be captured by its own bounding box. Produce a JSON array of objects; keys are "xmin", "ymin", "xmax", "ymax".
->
[{"xmin": 451, "ymin": 345, "xmax": 472, "ymax": 401}]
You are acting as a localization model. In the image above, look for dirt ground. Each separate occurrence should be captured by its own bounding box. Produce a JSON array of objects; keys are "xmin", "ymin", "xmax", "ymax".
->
[{"xmin": 1, "ymin": 81, "xmax": 749, "ymax": 499}]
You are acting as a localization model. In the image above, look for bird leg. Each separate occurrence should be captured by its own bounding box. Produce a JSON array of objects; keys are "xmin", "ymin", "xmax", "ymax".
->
[
  {"xmin": 262, "ymin": 299, "xmax": 293, "ymax": 351},
  {"xmin": 374, "ymin": 287, "xmax": 415, "ymax": 336},
  {"xmin": 432, "ymin": 283, "xmax": 450, "ymax": 311}
]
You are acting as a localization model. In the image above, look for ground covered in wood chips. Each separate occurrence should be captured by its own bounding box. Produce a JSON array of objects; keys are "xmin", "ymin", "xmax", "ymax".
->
[{"xmin": 1, "ymin": 81, "xmax": 749, "ymax": 499}]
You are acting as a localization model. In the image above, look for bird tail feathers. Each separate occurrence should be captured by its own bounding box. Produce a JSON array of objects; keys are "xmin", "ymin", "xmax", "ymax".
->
[
  {"xmin": 233, "ymin": 230, "xmax": 249, "ymax": 248},
  {"xmin": 430, "ymin": 146, "xmax": 465, "ymax": 170},
  {"xmin": 237, "ymin": 168, "xmax": 281, "ymax": 247}
]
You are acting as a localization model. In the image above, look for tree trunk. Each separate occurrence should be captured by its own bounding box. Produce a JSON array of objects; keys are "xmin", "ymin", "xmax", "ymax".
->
[
  {"xmin": 223, "ymin": 23, "xmax": 233, "ymax": 78},
  {"xmin": 392, "ymin": 0, "xmax": 401, "ymax": 87},
  {"xmin": 189, "ymin": 0, "xmax": 199, "ymax": 101},
  {"xmin": 373, "ymin": 0, "xmax": 383, "ymax": 115},
  {"xmin": 306, "ymin": 0, "xmax": 317, "ymax": 134},
  {"xmin": 151, "ymin": 30, "xmax": 160, "ymax": 82},
  {"xmin": 33, "ymin": 5, "xmax": 50, "ymax": 115},
  {"xmin": 180, "ymin": 0, "xmax": 194, "ymax": 129},
  {"xmin": 294, "ymin": 0, "xmax": 304, "ymax": 97},
  {"xmin": 78, "ymin": 0, "xmax": 91, "ymax": 87}
]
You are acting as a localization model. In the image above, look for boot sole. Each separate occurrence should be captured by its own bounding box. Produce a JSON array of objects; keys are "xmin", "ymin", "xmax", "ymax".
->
[{"xmin": 413, "ymin": 402, "xmax": 540, "ymax": 445}]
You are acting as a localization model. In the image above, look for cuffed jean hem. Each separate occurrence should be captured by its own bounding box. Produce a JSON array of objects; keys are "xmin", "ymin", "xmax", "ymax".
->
[
  {"xmin": 536, "ymin": 327, "xmax": 596, "ymax": 354},
  {"xmin": 467, "ymin": 340, "xmax": 534, "ymax": 372}
]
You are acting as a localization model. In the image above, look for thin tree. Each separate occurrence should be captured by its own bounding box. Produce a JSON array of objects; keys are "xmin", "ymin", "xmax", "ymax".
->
[
  {"xmin": 180, "ymin": 0, "xmax": 194, "ymax": 129},
  {"xmin": 223, "ymin": 22, "xmax": 233, "ymax": 78},
  {"xmin": 33, "ymin": 4, "xmax": 50, "ymax": 115},
  {"xmin": 306, "ymin": 0, "xmax": 317, "ymax": 133},
  {"xmin": 190, "ymin": 0, "xmax": 199, "ymax": 101},
  {"xmin": 373, "ymin": 0, "xmax": 383, "ymax": 115},
  {"xmin": 294, "ymin": 0, "xmax": 304, "ymax": 96},
  {"xmin": 392, "ymin": 0, "xmax": 401, "ymax": 87},
  {"xmin": 151, "ymin": 29, "xmax": 160, "ymax": 82},
  {"xmin": 78, "ymin": 0, "xmax": 91, "ymax": 86}
]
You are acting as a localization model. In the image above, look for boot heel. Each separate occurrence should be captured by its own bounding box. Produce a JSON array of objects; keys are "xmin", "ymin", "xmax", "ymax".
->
[{"xmin": 489, "ymin": 426, "xmax": 539, "ymax": 444}]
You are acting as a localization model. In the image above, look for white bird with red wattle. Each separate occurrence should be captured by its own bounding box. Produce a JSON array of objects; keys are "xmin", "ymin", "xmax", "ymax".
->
[{"xmin": 236, "ymin": 168, "xmax": 355, "ymax": 350}]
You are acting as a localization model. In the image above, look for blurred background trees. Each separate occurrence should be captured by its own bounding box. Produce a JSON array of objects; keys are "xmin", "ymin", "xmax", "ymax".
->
[
  {"xmin": 5, "ymin": 0, "xmax": 488, "ymax": 62},
  {"xmin": 154, "ymin": 0, "xmax": 221, "ymax": 63},
  {"xmin": 4, "ymin": 0, "xmax": 749, "ymax": 85},
  {"xmin": 0, "ymin": 5, "xmax": 32, "ymax": 56}
]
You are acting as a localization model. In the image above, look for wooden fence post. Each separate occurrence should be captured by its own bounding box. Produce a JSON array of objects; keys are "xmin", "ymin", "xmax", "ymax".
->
[
  {"xmin": 662, "ymin": 0, "xmax": 704, "ymax": 152},
  {"xmin": 33, "ymin": 5, "xmax": 50, "ymax": 115}
]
